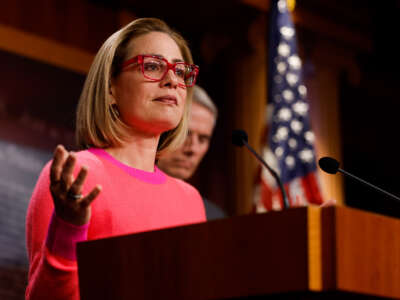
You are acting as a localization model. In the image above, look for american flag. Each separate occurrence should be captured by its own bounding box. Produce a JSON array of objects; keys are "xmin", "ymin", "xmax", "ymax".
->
[{"xmin": 254, "ymin": 0, "xmax": 323, "ymax": 212}]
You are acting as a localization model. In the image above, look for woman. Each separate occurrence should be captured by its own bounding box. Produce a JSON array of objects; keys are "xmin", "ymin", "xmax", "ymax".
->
[{"xmin": 26, "ymin": 18, "xmax": 205, "ymax": 300}]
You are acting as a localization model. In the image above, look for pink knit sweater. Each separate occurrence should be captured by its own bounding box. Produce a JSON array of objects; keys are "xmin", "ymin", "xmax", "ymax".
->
[{"xmin": 25, "ymin": 148, "xmax": 206, "ymax": 300}]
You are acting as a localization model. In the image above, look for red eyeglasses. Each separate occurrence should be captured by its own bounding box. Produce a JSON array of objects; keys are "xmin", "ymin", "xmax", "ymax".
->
[{"xmin": 122, "ymin": 55, "xmax": 199, "ymax": 88}]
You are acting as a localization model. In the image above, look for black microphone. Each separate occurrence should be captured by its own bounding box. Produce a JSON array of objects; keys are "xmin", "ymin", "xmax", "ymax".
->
[
  {"xmin": 232, "ymin": 129, "xmax": 289, "ymax": 209},
  {"xmin": 318, "ymin": 157, "xmax": 400, "ymax": 202}
]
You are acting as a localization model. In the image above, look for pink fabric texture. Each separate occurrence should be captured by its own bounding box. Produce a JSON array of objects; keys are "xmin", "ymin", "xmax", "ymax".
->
[
  {"xmin": 45, "ymin": 212, "xmax": 89, "ymax": 261},
  {"xmin": 26, "ymin": 148, "xmax": 206, "ymax": 300},
  {"xmin": 88, "ymin": 148, "xmax": 166, "ymax": 184}
]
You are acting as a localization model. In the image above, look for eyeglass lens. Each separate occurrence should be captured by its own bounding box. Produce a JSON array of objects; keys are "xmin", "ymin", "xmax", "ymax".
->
[{"xmin": 142, "ymin": 57, "xmax": 196, "ymax": 86}]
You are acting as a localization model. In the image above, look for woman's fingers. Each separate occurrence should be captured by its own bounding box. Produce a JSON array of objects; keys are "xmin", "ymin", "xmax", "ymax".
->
[
  {"xmin": 49, "ymin": 145, "xmax": 101, "ymax": 225},
  {"xmin": 68, "ymin": 166, "xmax": 88, "ymax": 199},
  {"xmin": 79, "ymin": 185, "xmax": 102, "ymax": 208},
  {"xmin": 50, "ymin": 145, "xmax": 68, "ymax": 184},
  {"xmin": 60, "ymin": 153, "xmax": 76, "ymax": 192}
]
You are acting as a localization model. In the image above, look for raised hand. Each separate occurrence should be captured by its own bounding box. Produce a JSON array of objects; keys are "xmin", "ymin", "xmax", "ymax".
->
[{"xmin": 49, "ymin": 145, "xmax": 101, "ymax": 226}]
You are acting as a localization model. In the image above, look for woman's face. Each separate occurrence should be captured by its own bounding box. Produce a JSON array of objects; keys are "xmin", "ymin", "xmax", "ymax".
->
[{"xmin": 111, "ymin": 31, "xmax": 187, "ymax": 135}]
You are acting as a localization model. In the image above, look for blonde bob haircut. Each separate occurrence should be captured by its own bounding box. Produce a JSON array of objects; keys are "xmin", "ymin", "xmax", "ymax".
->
[{"xmin": 76, "ymin": 18, "xmax": 194, "ymax": 157}]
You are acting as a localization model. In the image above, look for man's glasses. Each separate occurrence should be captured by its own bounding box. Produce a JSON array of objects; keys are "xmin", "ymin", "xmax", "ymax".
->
[{"xmin": 122, "ymin": 55, "xmax": 199, "ymax": 88}]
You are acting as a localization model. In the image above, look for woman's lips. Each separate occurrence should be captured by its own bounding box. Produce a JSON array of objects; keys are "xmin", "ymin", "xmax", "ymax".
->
[{"xmin": 154, "ymin": 96, "xmax": 177, "ymax": 105}]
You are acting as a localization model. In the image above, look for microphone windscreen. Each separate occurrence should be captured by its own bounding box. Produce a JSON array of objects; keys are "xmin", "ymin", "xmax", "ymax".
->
[
  {"xmin": 318, "ymin": 157, "xmax": 340, "ymax": 174},
  {"xmin": 232, "ymin": 129, "xmax": 248, "ymax": 147}
]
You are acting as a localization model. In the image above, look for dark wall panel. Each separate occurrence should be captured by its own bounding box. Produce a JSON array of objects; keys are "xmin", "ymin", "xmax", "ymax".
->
[{"xmin": 0, "ymin": 49, "xmax": 85, "ymax": 299}]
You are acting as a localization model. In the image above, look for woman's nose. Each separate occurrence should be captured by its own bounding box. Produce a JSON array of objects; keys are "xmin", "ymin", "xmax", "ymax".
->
[{"xmin": 161, "ymin": 69, "xmax": 179, "ymax": 88}]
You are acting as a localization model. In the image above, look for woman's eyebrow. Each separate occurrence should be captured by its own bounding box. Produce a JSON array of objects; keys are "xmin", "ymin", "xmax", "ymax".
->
[
  {"xmin": 147, "ymin": 53, "xmax": 162, "ymax": 57},
  {"xmin": 145, "ymin": 53, "xmax": 184, "ymax": 63}
]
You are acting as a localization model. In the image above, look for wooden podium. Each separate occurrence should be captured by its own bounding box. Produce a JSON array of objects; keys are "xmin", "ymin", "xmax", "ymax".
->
[{"xmin": 77, "ymin": 206, "xmax": 400, "ymax": 299}]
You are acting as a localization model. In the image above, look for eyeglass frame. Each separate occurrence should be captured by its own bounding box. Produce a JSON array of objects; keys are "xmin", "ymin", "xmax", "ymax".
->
[{"xmin": 121, "ymin": 54, "xmax": 199, "ymax": 88}]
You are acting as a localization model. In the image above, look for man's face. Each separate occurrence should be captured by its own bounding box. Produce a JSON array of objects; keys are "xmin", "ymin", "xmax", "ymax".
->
[{"xmin": 158, "ymin": 102, "xmax": 215, "ymax": 180}]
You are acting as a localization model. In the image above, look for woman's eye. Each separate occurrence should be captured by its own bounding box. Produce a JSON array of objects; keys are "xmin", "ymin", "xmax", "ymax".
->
[
  {"xmin": 143, "ymin": 62, "xmax": 161, "ymax": 71},
  {"xmin": 175, "ymin": 67, "xmax": 186, "ymax": 78},
  {"xmin": 199, "ymin": 135, "xmax": 210, "ymax": 144}
]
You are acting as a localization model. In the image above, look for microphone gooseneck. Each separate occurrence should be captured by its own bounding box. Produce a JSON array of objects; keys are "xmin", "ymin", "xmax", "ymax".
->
[
  {"xmin": 232, "ymin": 129, "xmax": 289, "ymax": 209},
  {"xmin": 318, "ymin": 156, "xmax": 400, "ymax": 202}
]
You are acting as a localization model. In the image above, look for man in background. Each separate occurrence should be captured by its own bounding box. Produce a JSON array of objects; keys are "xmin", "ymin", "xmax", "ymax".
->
[{"xmin": 158, "ymin": 85, "xmax": 226, "ymax": 220}]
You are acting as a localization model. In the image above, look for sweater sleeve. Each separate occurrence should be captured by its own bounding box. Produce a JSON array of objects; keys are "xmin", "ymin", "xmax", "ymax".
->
[{"xmin": 25, "ymin": 162, "xmax": 88, "ymax": 300}]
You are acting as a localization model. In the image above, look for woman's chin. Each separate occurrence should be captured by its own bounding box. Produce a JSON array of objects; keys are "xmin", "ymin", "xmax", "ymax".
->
[
  {"xmin": 156, "ymin": 120, "xmax": 180, "ymax": 133},
  {"xmin": 153, "ymin": 115, "xmax": 181, "ymax": 131},
  {"xmin": 138, "ymin": 119, "xmax": 180, "ymax": 135},
  {"xmin": 123, "ymin": 114, "xmax": 181, "ymax": 135}
]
